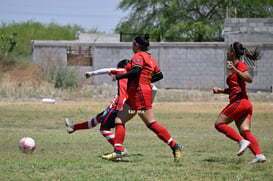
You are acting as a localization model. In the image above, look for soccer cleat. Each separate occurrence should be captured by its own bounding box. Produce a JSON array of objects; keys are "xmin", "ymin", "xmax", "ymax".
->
[
  {"xmin": 65, "ymin": 118, "xmax": 75, "ymax": 134},
  {"xmin": 172, "ymin": 143, "xmax": 183, "ymax": 162},
  {"xmin": 251, "ymin": 154, "xmax": 266, "ymax": 164},
  {"xmin": 121, "ymin": 148, "xmax": 128, "ymax": 157},
  {"xmin": 237, "ymin": 139, "xmax": 250, "ymax": 156},
  {"xmin": 102, "ymin": 149, "xmax": 122, "ymax": 161}
]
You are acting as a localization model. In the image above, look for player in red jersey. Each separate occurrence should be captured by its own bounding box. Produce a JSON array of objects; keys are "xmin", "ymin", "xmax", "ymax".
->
[
  {"xmin": 102, "ymin": 35, "xmax": 183, "ymax": 162},
  {"xmin": 65, "ymin": 59, "xmax": 130, "ymax": 155},
  {"xmin": 213, "ymin": 42, "xmax": 266, "ymax": 163},
  {"xmin": 65, "ymin": 59, "xmax": 158, "ymax": 156}
]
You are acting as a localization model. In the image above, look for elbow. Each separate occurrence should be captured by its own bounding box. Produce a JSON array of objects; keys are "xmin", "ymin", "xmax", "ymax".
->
[
  {"xmin": 246, "ymin": 78, "xmax": 253, "ymax": 83},
  {"xmin": 248, "ymin": 76, "xmax": 253, "ymax": 83},
  {"xmin": 159, "ymin": 73, "xmax": 163, "ymax": 80},
  {"xmin": 151, "ymin": 72, "xmax": 163, "ymax": 83},
  {"xmin": 245, "ymin": 74, "xmax": 253, "ymax": 83}
]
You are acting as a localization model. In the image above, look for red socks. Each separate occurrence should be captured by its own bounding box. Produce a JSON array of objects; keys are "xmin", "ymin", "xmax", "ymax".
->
[
  {"xmin": 240, "ymin": 130, "xmax": 262, "ymax": 155},
  {"xmin": 114, "ymin": 122, "xmax": 176, "ymax": 151},
  {"xmin": 73, "ymin": 114, "xmax": 101, "ymax": 130},
  {"xmin": 100, "ymin": 127, "xmax": 115, "ymax": 146},
  {"xmin": 215, "ymin": 124, "xmax": 243, "ymax": 142},
  {"xmin": 215, "ymin": 124, "xmax": 263, "ymax": 155},
  {"xmin": 148, "ymin": 122, "xmax": 176, "ymax": 148},
  {"xmin": 114, "ymin": 124, "xmax": 126, "ymax": 151}
]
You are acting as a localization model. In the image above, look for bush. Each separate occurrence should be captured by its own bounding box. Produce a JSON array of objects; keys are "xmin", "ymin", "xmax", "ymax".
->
[
  {"xmin": 54, "ymin": 65, "xmax": 79, "ymax": 89},
  {"xmin": 36, "ymin": 58, "xmax": 79, "ymax": 89},
  {"xmin": 0, "ymin": 33, "xmax": 20, "ymax": 66}
]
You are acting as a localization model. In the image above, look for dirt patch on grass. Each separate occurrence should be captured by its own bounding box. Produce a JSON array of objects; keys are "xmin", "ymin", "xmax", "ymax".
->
[{"xmin": 1, "ymin": 62, "xmax": 42, "ymax": 86}]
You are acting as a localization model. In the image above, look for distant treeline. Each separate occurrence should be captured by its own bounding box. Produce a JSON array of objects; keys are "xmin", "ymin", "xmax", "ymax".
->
[{"xmin": 0, "ymin": 21, "xmax": 99, "ymax": 57}]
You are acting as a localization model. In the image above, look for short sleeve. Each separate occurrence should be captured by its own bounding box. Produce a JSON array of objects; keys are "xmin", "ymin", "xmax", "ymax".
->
[
  {"xmin": 153, "ymin": 65, "xmax": 161, "ymax": 74},
  {"xmin": 131, "ymin": 53, "xmax": 144, "ymax": 69},
  {"xmin": 110, "ymin": 68, "xmax": 126, "ymax": 75},
  {"xmin": 237, "ymin": 62, "xmax": 248, "ymax": 72}
]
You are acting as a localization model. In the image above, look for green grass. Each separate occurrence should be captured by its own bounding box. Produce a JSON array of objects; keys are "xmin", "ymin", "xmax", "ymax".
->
[{"xmin": 0, "ymin": 102, "xmax": 272, "ymax": 180}]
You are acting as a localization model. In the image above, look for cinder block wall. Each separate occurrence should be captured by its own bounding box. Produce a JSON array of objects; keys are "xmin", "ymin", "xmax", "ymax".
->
[
  {"xmin": 91, "ymin": 42, "xmax": 227, "ymax": 90},
  {"xmin": 32, "ymin": 41, "xmax": 273, "ymax": 91},
  {"xmin": 31, "ymin": 18, "xmax": 273, "ymax": 91},
  {"xmin": 150, "ymin": 42, "xmax": 226, "ymax": 90},
  {"xmin": 225, "ymin": 18, "xmax": 273, "ymax": 43},
  {"xmin": 248, "ymin": 43, "xmax": 273, "ymax": 91}
]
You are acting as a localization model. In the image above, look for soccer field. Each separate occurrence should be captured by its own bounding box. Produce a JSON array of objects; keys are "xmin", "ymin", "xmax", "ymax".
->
[{"xmin": 0, "ymin": 101, "xmax": 272, "ymax": 180}]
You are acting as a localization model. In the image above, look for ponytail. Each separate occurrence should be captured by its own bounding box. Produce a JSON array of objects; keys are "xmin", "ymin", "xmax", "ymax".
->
[
  {"xmin": 232, "ymin": 42, "xmax": 261, "ymax": 62},
  {"xmin": 244, "ymin": 47, "xmax": 261, "ymax": 61}
]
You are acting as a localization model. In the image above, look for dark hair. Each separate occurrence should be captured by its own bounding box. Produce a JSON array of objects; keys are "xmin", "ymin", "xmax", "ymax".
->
[
  {"xmin": 231, "ymin": 42, "xmax": 261, "ymax": 61},
  {"xmin": 133, "ymin": 34, "xmax": 150, "ymax": 51},
  {"xmin": 117, "ymin": 59, "xmax": 129, "ymax": 68}
]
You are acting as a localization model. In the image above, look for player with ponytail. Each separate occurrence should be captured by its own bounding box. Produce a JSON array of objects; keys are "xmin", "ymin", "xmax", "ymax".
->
[
  {"xmin": 102, "ymin": 34, "xmax": 183, "ymax": 162},
  {"xmin": 213, "ymin": 42, "xmax": 266, "ymax": 163}
]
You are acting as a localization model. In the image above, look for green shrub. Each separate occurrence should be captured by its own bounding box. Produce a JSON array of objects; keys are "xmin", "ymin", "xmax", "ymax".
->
[
  {"xmin": 54, "ymin": 65, "xmax": 79, "ymax": 89},
  {"xmin": 0, "ymin": 33, "xmax": 20, "ymax": 66}
]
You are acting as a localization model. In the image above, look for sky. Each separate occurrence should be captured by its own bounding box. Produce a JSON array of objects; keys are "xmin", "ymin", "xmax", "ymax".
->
[{"xmin": 0, "ymin": 0, "xmax": 128, "ymax": 33}]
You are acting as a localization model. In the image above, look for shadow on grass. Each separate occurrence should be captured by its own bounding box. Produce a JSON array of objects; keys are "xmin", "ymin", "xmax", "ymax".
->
[
  {"xmin": 99, "ymin": 153, "xmax": 144, "ymax": 163},
  {"xmin": 203, "ymin": 156, "xmax": 246, "ymax": 165},
  {"xmin": 203, "ymin": 156, "xmax": 234, "ymax": 163}
]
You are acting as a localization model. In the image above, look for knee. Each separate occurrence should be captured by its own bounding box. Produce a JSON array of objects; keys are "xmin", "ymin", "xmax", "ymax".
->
[
  {"xmin": 147, "ymin": 121, "xmax": 156, "ymax": 128},
  {"xmin": 215, "ymin": 123, "xmax": 224, "ymax": 131},
  {"xmin": 215, "ymin": 123, "xmax": 220, "ymax": 129},
  {"xmin": 239, "ymin": 129, "xmax": 250, "ymax": 137},
  {"xmin": 115, "ymin": 117, "xmax": 123, "ymax": 125}
]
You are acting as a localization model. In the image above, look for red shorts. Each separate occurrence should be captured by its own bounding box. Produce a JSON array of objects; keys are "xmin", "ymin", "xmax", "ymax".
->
[
  {"xmin": 126, "ymin": 89, "xmax": 152, "ymax": 110},
  {"xmin": 221, "ymin": 99, "xmax": 253, "ymax": 121}
]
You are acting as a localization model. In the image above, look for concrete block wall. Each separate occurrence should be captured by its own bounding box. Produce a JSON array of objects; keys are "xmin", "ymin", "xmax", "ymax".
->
[
  {"xmin": 154, "ymin": 43, "xmax": 226, "ymax": 90},
  {"xmin": 68, "ymin": 42, "xmax": 227, "ymax": 90},
  {"xmin": 248, "ymin": 44, "xmax": 273, "ymax": 91},
  {"xmin": 31, "ymin": 18, "xmax": 273, "ymax": 91},
  {"xmin": 225, "ymin": 18, "xmax": 273, "ymax": 43},
  {"xmin": 32, "ymin": 41, "xmax": 273, "ymax": 91},
  {"xmin": 77, "ymin": 33, "xmax": 120, "ymax": 43}
]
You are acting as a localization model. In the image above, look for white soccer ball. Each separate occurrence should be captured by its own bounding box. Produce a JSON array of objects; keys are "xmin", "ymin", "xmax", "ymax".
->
[{"xmin": 18, "ymin": 137, "xmax": 36, "ymax": 153}]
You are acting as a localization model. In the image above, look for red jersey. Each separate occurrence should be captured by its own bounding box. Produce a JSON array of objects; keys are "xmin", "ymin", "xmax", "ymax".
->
[
  {"xmin": 227, "ymin": 61, "xmax": 249, "ymax": 103},
  {"xmin": 108, "ymin": 69, "xmax": 128, "ymax": 110},
  {"xmin": 125, "ymin": 51, "xmax": 161, "ymax": 110}
]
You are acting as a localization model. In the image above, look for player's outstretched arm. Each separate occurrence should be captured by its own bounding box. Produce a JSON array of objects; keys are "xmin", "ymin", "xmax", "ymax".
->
[{"xmin": 85, "ymin": 68, "xmax": 124, "ymax": 79}]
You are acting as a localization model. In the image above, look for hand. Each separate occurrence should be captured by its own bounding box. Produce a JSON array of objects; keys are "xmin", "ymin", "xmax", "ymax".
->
[
  {"xmin": 213, "ymin": 87, "xmax": 222, "ymax": 94},
  {"xmin": 227, "ymin": 62, "xmax": 238, "ymax": 74},
  {"xmin": 112, "ymin": 75, "xmax": 117, "ymax": 82},
  {"xmin": 85, "ymin": 72, "xmax": 91, "ymax": 79}
]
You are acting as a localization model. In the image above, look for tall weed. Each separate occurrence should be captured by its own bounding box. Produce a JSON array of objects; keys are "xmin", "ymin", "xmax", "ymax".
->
[
  {"xmin": 36, "ymin": 57, "xmax": 80, "ymax": 89},
  {"xmin": 54, "ymin": 64, "xmax": 79, "ymax": 89}
]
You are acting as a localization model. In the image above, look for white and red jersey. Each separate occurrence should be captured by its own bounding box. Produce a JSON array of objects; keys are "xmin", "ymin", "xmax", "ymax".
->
[
  {"xmin": 85, "ymin": 67, "xmax": 157, "ymax": 110},
  {"xmin": 86, "ymin": 68, "xmax": 125, "ymax": 76},
  {"xmin": 108, "ymin": 68, "xmax": 128, "ymax": 110}
]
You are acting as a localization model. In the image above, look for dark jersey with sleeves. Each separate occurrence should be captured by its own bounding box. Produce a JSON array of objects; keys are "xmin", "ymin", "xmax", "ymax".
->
[{"xmin": 125, "ymin": 51, "xmax": 161, "ymax": 110}]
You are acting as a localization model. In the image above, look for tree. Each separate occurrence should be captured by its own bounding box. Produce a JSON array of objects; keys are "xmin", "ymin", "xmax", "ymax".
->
[{"xmin": 115, "ymin": 0, "xmax": 273, "ymax": 42}]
